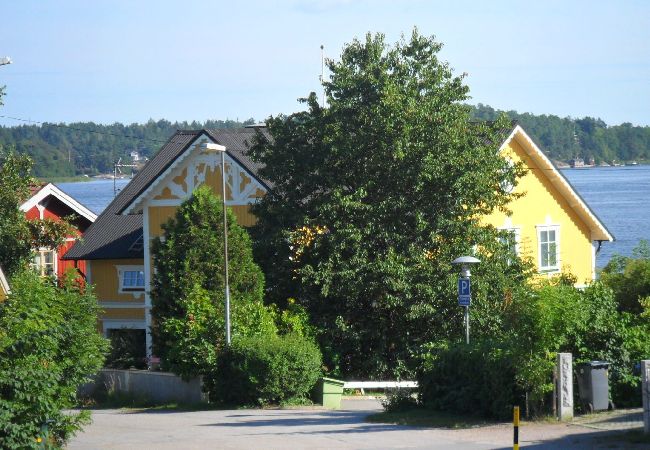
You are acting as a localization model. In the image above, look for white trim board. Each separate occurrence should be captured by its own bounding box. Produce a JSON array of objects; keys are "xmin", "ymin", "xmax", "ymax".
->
[
  {"xmin": 499, "ymin": 125, "xmax": 613, "ymax": 242},
  {"xmin": 0, "ymin": 266, "xmax": 10, "ymax": 296},
  {"xmin": 20, "ymin": 183, "xmax": 97, "ymax": 222}
]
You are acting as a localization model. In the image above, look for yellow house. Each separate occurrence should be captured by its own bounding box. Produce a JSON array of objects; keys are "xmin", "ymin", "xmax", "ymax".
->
[
  {"xmin": 64, "ymin": 124, "xmax": 613, "ymax": 358},
  {"xmin": 484, "ymin": 124, "xmax": 613, "ymax": 285},
  {"xmin": 64, "ymin": 128, "xmax": 268, "ymax": 357}
]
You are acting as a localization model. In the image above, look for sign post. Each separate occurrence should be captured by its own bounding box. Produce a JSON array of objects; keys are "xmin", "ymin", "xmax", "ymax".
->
[
  {"xmin": 452, "ymin": 256, "xmax": 480, "ymax": 345},
  {"xmin": 458, "ymin": 277, "xmax": 471, "ymax": 344}
]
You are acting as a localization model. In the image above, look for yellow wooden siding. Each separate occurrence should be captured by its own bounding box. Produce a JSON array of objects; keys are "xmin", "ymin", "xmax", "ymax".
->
[
  {"xmin": 101, "ymin": 308, "xmax": 145, "ymax": 320},
  {"xmin": 484, "ymin": 139, "xmax": 593, "ymax": 283},
  {"xmin": 204, "ymin": 164, "xmax": 233, "ymax": 200},
  {"xmin": 0, "ymin": 290, "xmax": 6, "ymax": 302},
  {"xmin": 90, "ymin": 259, "xmax": 146, "ymax": 302},
  {"xmin": 148, "ymin": 204, "xmax": 257, "ymax": 238},
  {"xmin": 148, "ymin": 206, "xmax": 178, "ymax": 238}
]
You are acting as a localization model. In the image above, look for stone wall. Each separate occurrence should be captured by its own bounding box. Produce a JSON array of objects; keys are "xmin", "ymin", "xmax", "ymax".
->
[{"xmin": 81, "ymin": 369, "xmax": 207, "ymax": 404}]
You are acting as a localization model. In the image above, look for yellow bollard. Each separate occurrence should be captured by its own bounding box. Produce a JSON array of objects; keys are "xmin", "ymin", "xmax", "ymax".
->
[{"xmin": 513, "ymin": 406, "xmax": 520, "ymax": 450}]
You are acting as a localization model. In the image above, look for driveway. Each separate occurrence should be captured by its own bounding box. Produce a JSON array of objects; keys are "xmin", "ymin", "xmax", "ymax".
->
[{"xmin": 67, "ymin": 399, "xmax": 647, "ymax": 449}]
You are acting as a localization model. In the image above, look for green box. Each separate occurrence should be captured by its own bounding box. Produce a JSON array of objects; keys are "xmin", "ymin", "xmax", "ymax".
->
[{"xmin": 319, "ymin": 377, "xmax": 345, "ymax": 409}]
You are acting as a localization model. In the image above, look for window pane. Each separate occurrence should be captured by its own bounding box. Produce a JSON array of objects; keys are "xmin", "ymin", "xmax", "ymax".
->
[
  {"xmin": 549, "ymin": 243, "xmax": 557, "ymax": 266},
  {"xmin": 541, "ymin": 243, "xmax": 549, "ymax": 267},
  {"xmin": 123, "ymin": 270, "xmax": 145, "ymax": 289}
]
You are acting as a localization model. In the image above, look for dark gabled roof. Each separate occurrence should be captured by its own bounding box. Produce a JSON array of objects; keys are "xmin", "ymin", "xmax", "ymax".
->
[{"xmin": 64, "ymin": 128, "xmax": 268, "ymax": 260}]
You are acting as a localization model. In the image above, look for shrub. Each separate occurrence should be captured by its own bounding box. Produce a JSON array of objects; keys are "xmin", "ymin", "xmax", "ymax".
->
[
  {"xmin": 601, "ymin": 240, "xmax": 650, "ymax": 313},
  {"xmin": 104, "ymin": 328, "xmax": 147, "ymax": 370},
  {"xmin": 207, "ymin": 334, "xmax": 322, "ymax": 406},
  {"xmin": 417, "ymin": 340, "xmax": 523, "ymax": 420},
  {"xmin": 0, "ymin": 271, "xmax": 108, "ymax": 448},
  {"xmin": 381, "ymin": 388, "xmax": 418, "ymax": 413}
]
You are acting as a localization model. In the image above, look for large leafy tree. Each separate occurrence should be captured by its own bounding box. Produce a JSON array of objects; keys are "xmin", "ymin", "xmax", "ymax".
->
[
  {"xmin": 150, "ymin": 186, "xmax": 276, "ymax": 378},
  {"xmin": 250, "ymin": 30, "xmax": 528, "ymax": 378}
]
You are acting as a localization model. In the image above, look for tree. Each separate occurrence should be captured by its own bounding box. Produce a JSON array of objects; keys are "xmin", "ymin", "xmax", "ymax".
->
[
  {"xmin": 250, "ymin": 30, "xmax": 528, "ymax": 378},
  {"xmin": 0, "ymin": 271, "xmax": 108, "ymax": 448},
  {"xmin": 0, "ymin": 151, "xmax": 33, "ymax": 276},
  {"xmin": 150, "ymin": 186, "xmax": 276, "ymax": 378}
]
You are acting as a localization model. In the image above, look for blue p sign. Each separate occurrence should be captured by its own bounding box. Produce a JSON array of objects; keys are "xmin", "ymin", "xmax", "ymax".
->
[{"xmin": 458, "ymin": 278, "xmax": 471, "ymax": 306}]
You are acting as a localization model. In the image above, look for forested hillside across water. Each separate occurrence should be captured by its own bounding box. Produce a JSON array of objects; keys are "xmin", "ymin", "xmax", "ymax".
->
[
  {"xmin": 0, "ymin": 105, "xmax": 649, "ymax": 178},
  {"xmin": 472, "ymin": 104, "xmax": 650, "ymax": 165},
  {"xmin": 0, "ymin": 118, "xmax": 254, "ymax": 178}
]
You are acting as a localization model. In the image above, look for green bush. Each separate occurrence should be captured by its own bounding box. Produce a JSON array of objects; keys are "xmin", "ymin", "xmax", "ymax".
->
[
  {"xmin": 381, "ymin": 388, "xmax": 418, "ymax": 413},
  {"xmin": 104, "ymin": 328, "xmax": 147, "ymax": 370},
  {"xmin": 207, "ymin": 334, "xmax": 322, "ymax": 406},
  {"xmin": 418, "ymin": 340, "xmax": 523, "ymax": 420},
  {"xmin": 0, "ymin": 271, "xmax": 108, "ymax": 448}
]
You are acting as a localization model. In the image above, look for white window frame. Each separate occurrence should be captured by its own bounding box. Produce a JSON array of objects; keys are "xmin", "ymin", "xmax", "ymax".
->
[
  {"xmin": 116, "ymin": 265, "xmax": 146, "ymax": 293},
  {"xmin": 536, "ymin": 225, "xmax": 560, "ymax": 273},
  {"xmin": 30, "ymin": 247, "xmax": 57, "ymax": 277}
]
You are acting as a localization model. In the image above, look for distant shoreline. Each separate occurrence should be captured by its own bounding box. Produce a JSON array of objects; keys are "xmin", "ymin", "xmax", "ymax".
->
[{"xmin": 40, "ymin": 175, "xmax": 94, "ymax": 183}]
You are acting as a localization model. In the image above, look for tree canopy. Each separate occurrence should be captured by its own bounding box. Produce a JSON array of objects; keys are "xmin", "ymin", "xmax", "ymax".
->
[{"xmin": 250, "ymin": 30, "xmax": 530, "ymax": 378}]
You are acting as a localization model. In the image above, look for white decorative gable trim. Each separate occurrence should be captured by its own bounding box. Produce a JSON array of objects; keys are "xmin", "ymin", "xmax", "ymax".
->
[
  {"xmin": 20, "ymin": 183, "xmax": 97, "ymax": 222},
  {"xmin": 122, "ymin": 133, "xmax": 267, "ymax": 214}
]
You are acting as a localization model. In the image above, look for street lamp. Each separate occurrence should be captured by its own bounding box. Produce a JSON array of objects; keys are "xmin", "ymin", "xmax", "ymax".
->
[
  {"xmin": 0, "ymin": 57, "xmax": 11, "ymax": 66},
  {"xmin": 201, "ymin": 142, "xmax": 231, "ymax": 346},
  {"xmin": 451, "ymin": 256, "xmax": 480, "ymax": 344}
]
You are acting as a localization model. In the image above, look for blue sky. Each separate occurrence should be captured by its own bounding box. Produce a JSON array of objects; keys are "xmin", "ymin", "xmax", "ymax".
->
[{"xmin": 0, "ymin": 0, "xmax": 648, "ymax": 126}]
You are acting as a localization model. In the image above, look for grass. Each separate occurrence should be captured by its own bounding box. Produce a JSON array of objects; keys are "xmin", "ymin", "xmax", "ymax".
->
[{"xmin": 366, "ymin": 408, "xmax": 496, "ymax": 429}]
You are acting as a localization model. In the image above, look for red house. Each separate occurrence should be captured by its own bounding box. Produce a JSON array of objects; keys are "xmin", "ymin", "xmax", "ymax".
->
[{"xmin": 20, "ymin": 183, "xmax": 96, "ymax": 278}]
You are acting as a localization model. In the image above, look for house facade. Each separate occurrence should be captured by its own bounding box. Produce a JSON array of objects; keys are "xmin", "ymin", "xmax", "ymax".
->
[
  {"xmin": 64, "ymin": 128, "xmax": 268, "ymax": 356},
  {"xmin": 64, "ymin": 124, "xmax": 612, "ymax": 358},
  {"xmin": 483, "ymin": 125, "xmax": 613, "ymax": 285},
  {"xmin": 20, "ymin": 183, "xmax": 97, "ymax": 279}
]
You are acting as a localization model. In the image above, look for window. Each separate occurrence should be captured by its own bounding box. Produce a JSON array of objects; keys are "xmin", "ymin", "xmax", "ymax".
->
[
  {"xmin": 499, "ymin": 228, "xmax": 520, "ymax": 263},
  {"xmin": 500, "ymin": 159, "xmax": 516, "ymax": 194},
  {"xmin": 30, "ymin": 248, "xmax": 56, "ymax": 277},
  {"xmin": 499, "ymin": 228, "xmax": 520, "ymax": 255},
  {"xmin": 117, "ymin": 266, "xmax": 145, "ymax": 292},
  {"xmin": 537, "ymin": 225, "xmax": 560, "ymax": 272}
]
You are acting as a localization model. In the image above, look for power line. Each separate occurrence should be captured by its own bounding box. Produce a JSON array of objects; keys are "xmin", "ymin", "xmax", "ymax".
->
[{"xmin": 0, "ymin": 114, "xmax": 170, "ymax": 144}]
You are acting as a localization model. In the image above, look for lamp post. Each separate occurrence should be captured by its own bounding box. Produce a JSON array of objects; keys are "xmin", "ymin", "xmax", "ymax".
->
[
  {"xmin": 201, "ymin": 142, "xmax": 231, "ymax": 345},
  {"xmin": 451, "ymin": 256, "xmax": 480, "ymax": 344}
]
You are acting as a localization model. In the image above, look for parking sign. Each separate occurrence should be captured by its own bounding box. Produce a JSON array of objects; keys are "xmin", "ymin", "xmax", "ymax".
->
[{"xmin": 458, "ymin": 278, "xmax": 471, "ymax": 306}]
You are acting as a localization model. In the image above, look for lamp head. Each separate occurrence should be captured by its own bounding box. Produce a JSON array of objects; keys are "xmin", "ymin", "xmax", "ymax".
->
[
  {"xmin": 201, "ymin": 142, "xmax": 226, "ymax": 153},
  {"xmin": 451, "ymin": 256, "xmax": 481, "ymax": 278}
]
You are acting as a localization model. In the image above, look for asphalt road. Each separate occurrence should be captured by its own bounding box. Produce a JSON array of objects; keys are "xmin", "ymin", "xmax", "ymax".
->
[{"xmin": 67, "ymin": 399, "xmax": 646, "ymax": 449}]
